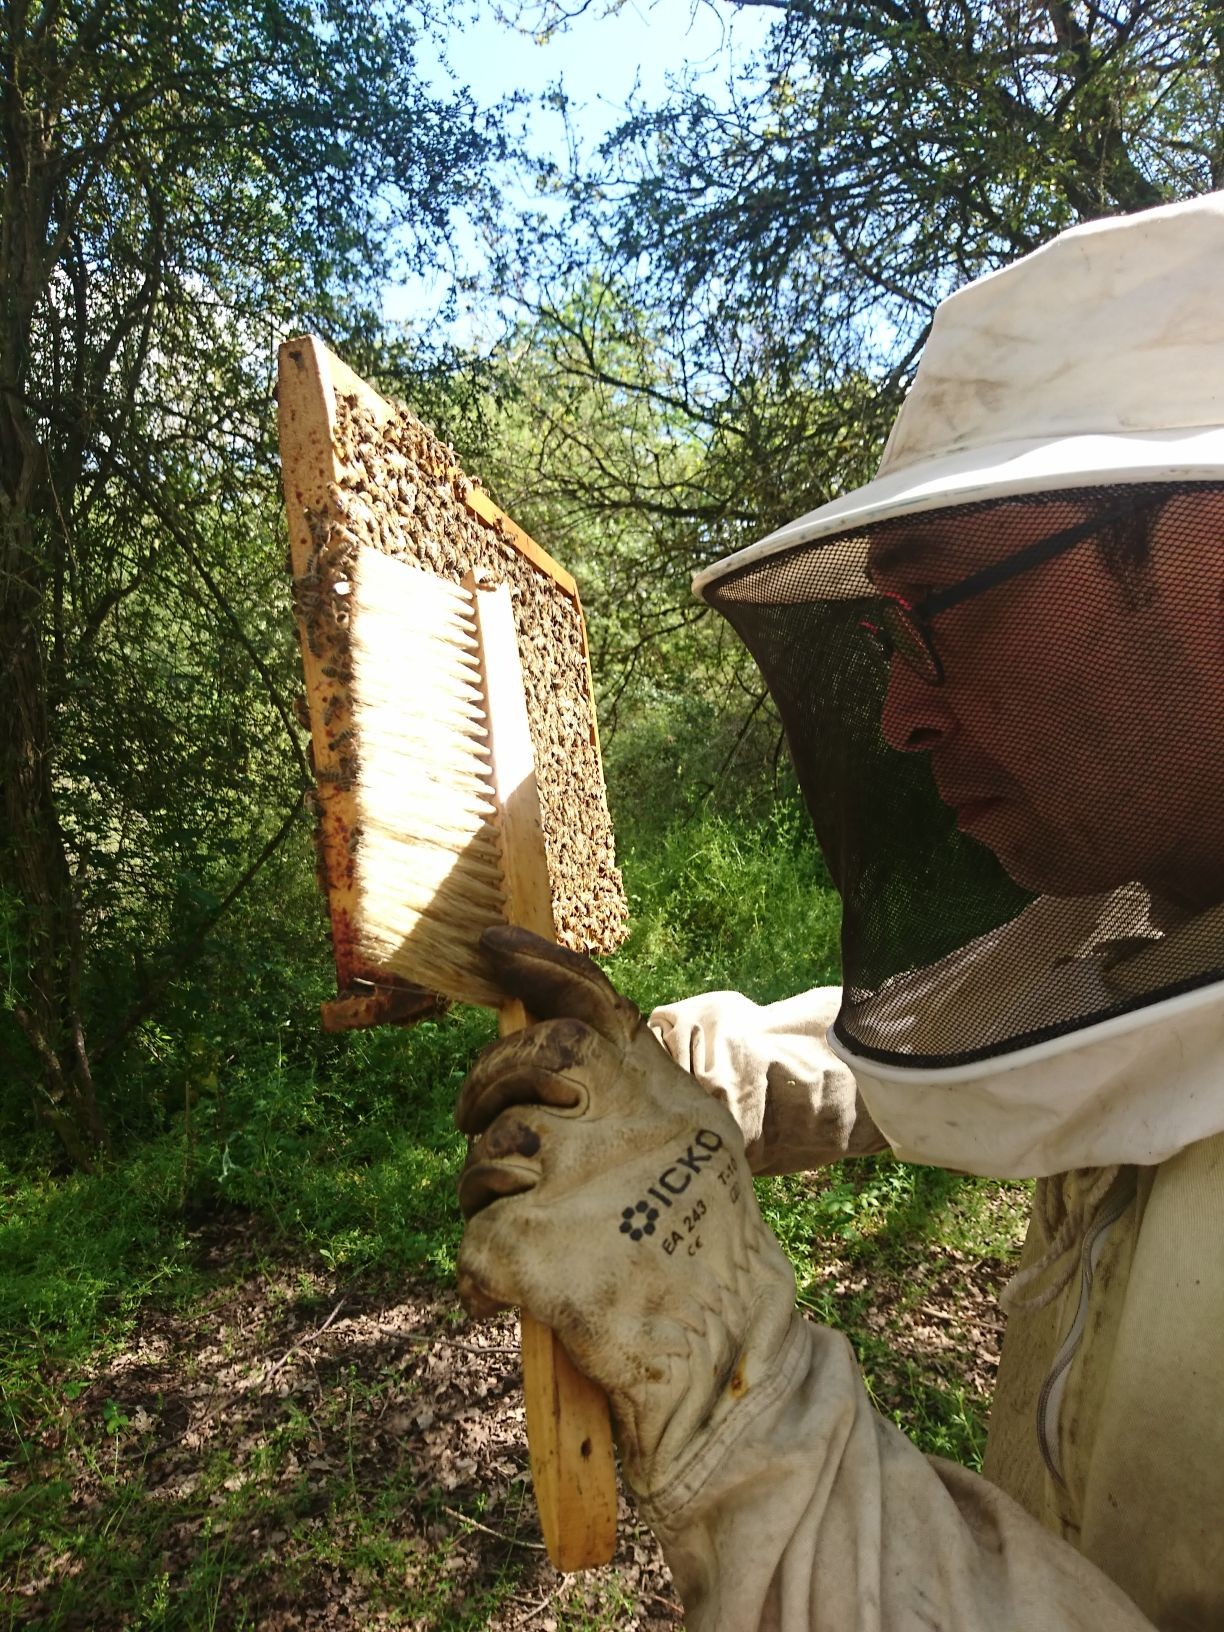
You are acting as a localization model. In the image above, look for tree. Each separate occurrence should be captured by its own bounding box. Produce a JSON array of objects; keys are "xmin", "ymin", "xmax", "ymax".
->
[
  {"xmin": 477, "ymin": 282, "xmax": 872, "ymax": 817},
  {"xmin": 583, "ymin": 0, "xmax": 1222, "ymax": 371},
  {"xmin": 0, "ymin": 0, "xmax": 498, "ymax": 1164}
]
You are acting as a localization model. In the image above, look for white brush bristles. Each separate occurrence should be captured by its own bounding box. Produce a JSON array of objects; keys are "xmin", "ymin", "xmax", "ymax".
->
[{"xmin": 349, "ymin": 547, "xmax": 508, "ymax": 1006}]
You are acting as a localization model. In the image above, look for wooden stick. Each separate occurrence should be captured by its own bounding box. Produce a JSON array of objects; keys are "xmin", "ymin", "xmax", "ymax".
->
[{"xmin": 468, "ymin": 575, "xmax": 618, "ymax": 1572}]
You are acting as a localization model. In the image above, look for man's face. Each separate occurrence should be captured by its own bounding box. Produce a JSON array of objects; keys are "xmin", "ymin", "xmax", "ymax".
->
[{"xmin": 868, "ymin": 494, "xmax": 1224, "ymax": 908}]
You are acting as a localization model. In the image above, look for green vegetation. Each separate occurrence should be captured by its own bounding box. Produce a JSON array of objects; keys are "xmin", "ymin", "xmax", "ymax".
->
[
  {"xmin": 1, "ymin": 801, "xmax": 1028, "ymax": 1625},
  {"xmin": 0, "ymin": 801, "xmax": 838, "ymax": 1351}
]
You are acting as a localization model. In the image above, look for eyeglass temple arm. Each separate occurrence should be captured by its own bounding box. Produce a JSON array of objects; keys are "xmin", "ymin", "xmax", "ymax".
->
[{"xmin": 915, "ymin": 504, "xmax": 1138, "ymax": 619}]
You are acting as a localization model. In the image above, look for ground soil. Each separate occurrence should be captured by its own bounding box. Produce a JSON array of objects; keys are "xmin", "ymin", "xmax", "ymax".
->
[{"xmin": 9, "ymin": 1199, "xmax": 1021, "ymax": 1629}]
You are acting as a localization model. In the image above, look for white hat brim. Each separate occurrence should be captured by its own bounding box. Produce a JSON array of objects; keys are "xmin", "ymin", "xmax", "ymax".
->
[{"xmin": 693, "ymin": 425, "xmax": 1224, "ymax": 600}]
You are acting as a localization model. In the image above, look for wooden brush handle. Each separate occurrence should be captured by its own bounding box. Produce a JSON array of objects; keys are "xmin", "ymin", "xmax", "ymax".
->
[
  {"xmin": 497, "ymin": 997, "xmax": 617, "ymax": 1571},
  {"xmin": 280, "ymin": 345, "xmax": 618, "ymax": 1567},
  {"xmin": 520, "ymin": 1311, "xmax": 618, "ymax": 1570},
  {"xmin": 475, "ymin": 583, "xmax": 618, "ymax": 1570}
]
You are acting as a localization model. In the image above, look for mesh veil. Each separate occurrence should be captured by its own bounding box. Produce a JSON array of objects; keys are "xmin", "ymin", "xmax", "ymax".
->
[{"xmin": 702, "ymin": 482, "xmax": 1224, "ymax": 1068}]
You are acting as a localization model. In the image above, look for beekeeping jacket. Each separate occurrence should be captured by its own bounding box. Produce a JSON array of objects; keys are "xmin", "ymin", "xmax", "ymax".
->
[
  {"xmin": 651, "ymin": 903, "xmax": 1224, "ymax": 1630},
  {"xmin": 637, "ymin": 193, "xmax": 1224, "ymax": 1631}
]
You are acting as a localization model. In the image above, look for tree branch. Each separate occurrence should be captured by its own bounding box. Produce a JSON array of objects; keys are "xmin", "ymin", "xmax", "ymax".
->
[
  {"xmin": 94, "ymin": 794, "xmax": 306, "ymax": 1066},
  {"xmin": 116, "ymin": 462, "xmax": 312, "ymax": 791}
]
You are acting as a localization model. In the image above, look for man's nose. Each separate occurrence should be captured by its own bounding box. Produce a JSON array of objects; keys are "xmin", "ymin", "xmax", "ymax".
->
[{"xmin": 880, "ymin": 658, "xmax": 958, "ymax": 752}]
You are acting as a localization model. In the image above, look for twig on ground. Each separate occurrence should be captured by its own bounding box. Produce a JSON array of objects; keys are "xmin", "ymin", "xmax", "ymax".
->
[
  {"xmin": 419, "ymin": 1336, "xmax": 520, "ymax": 1356},
  {"xmin": 646, "ymin": 1589, "xmax": 684, "ymax": 1613},
  {"xmin": 509, "ymin": 1591, "xmax": 561, "ymax": 1628},
  {"xmin": 265, "ymin": 1298, "xmax": 348, "ymax": 1379},
  {"xmin": 440, "ymin": 1504, "xmax": 545, "ymax": 1550},
  {"xmin": 391, "ymin": 1329, "xmax": 519, "ymax": 1356}
]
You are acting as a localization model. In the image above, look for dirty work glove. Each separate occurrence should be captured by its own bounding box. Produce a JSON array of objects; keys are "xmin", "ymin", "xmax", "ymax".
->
[
  {"xmin": 458, "ymin": 932, "xmax": 1164, "ymax": 1632},
  {"xmin": 455, "ymin": 926, "xmax": 800, "ymax": 1498}
]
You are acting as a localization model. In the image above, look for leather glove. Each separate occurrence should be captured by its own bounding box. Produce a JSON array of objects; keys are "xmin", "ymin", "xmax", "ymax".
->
[{"xmin": 455, "ymin": 926, "xmax": 800, "ymax": 1498}]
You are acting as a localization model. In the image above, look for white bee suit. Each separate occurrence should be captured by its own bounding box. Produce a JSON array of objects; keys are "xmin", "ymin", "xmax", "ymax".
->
[
  {"xmin": 456, "ymin": 192, "xmax": 1224, "ymax": 1632},
  {"xmin": 648, "ymin": 901, "xmax": 1224, "ymax": 1629}
]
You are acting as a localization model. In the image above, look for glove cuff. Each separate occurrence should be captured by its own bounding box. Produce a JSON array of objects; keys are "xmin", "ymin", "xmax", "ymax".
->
[{"xmin": 636, "ymin": 1311, "xmax": 814, "ymax": 1522}]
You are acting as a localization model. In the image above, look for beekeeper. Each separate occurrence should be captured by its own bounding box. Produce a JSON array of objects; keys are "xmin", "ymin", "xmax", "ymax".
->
[{"xmin": 455, "ymin": 191, "xmax": 1224, "ymax": 1631}]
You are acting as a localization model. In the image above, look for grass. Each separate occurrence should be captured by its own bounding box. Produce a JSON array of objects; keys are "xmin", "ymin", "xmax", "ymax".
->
[
  {"xmin": 0, "ymin": 1258, "xmax": 664, "ymax": 1630},
  {"xmin": 0, "ymin": 1382, "xmax": 519, "ymax": 1628},
  {"xmin": 756, "ymin": 1159, "xmax": 1029, "ymax": 1465},
  {"xmin": 607, "ymin": 799, "xmax": 842, "ymax": 1007},
  {"xmin": 0, "ymin": 801, "xmax": 1029, "ymax": 1627}
]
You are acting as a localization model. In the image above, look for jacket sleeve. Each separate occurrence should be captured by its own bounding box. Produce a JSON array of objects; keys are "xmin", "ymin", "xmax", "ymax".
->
[
  {"xmin": 648, "ymin": 987, "xmax": 888, "ymax": 1173},
  {"xmin": 639, "ymin": 1315, "xmax": 1157, "ymax": 1632}
]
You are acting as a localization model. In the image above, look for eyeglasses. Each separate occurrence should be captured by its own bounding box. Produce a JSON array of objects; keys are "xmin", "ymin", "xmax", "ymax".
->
[{"xmin": 858, "ymin": 504, "xmax": 1137, "ymax": 685}]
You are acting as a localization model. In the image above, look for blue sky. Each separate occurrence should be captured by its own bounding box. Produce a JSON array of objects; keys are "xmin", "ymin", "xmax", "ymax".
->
[
  {"xmin": 387, "ymin": 0, "xmax": 772, "ymax": 334},
  {"xmin": 431, "ymin": 0, "xmax": 769, "ymax": 129}
]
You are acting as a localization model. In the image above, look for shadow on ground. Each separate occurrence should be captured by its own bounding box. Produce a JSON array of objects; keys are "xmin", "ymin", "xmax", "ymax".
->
[{"xmin": 2, "ymin": 1215, "xmax": 680, "ymax": 1631}]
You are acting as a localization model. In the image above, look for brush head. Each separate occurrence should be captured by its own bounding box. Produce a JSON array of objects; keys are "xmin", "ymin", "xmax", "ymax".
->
[
  {"xmin": 327, "ymin": 390, "xmax": 627, "ymax": 960},
  {"xmin": 348, "ymin": 547, "xmax": 510, "ymax": 1007}
]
